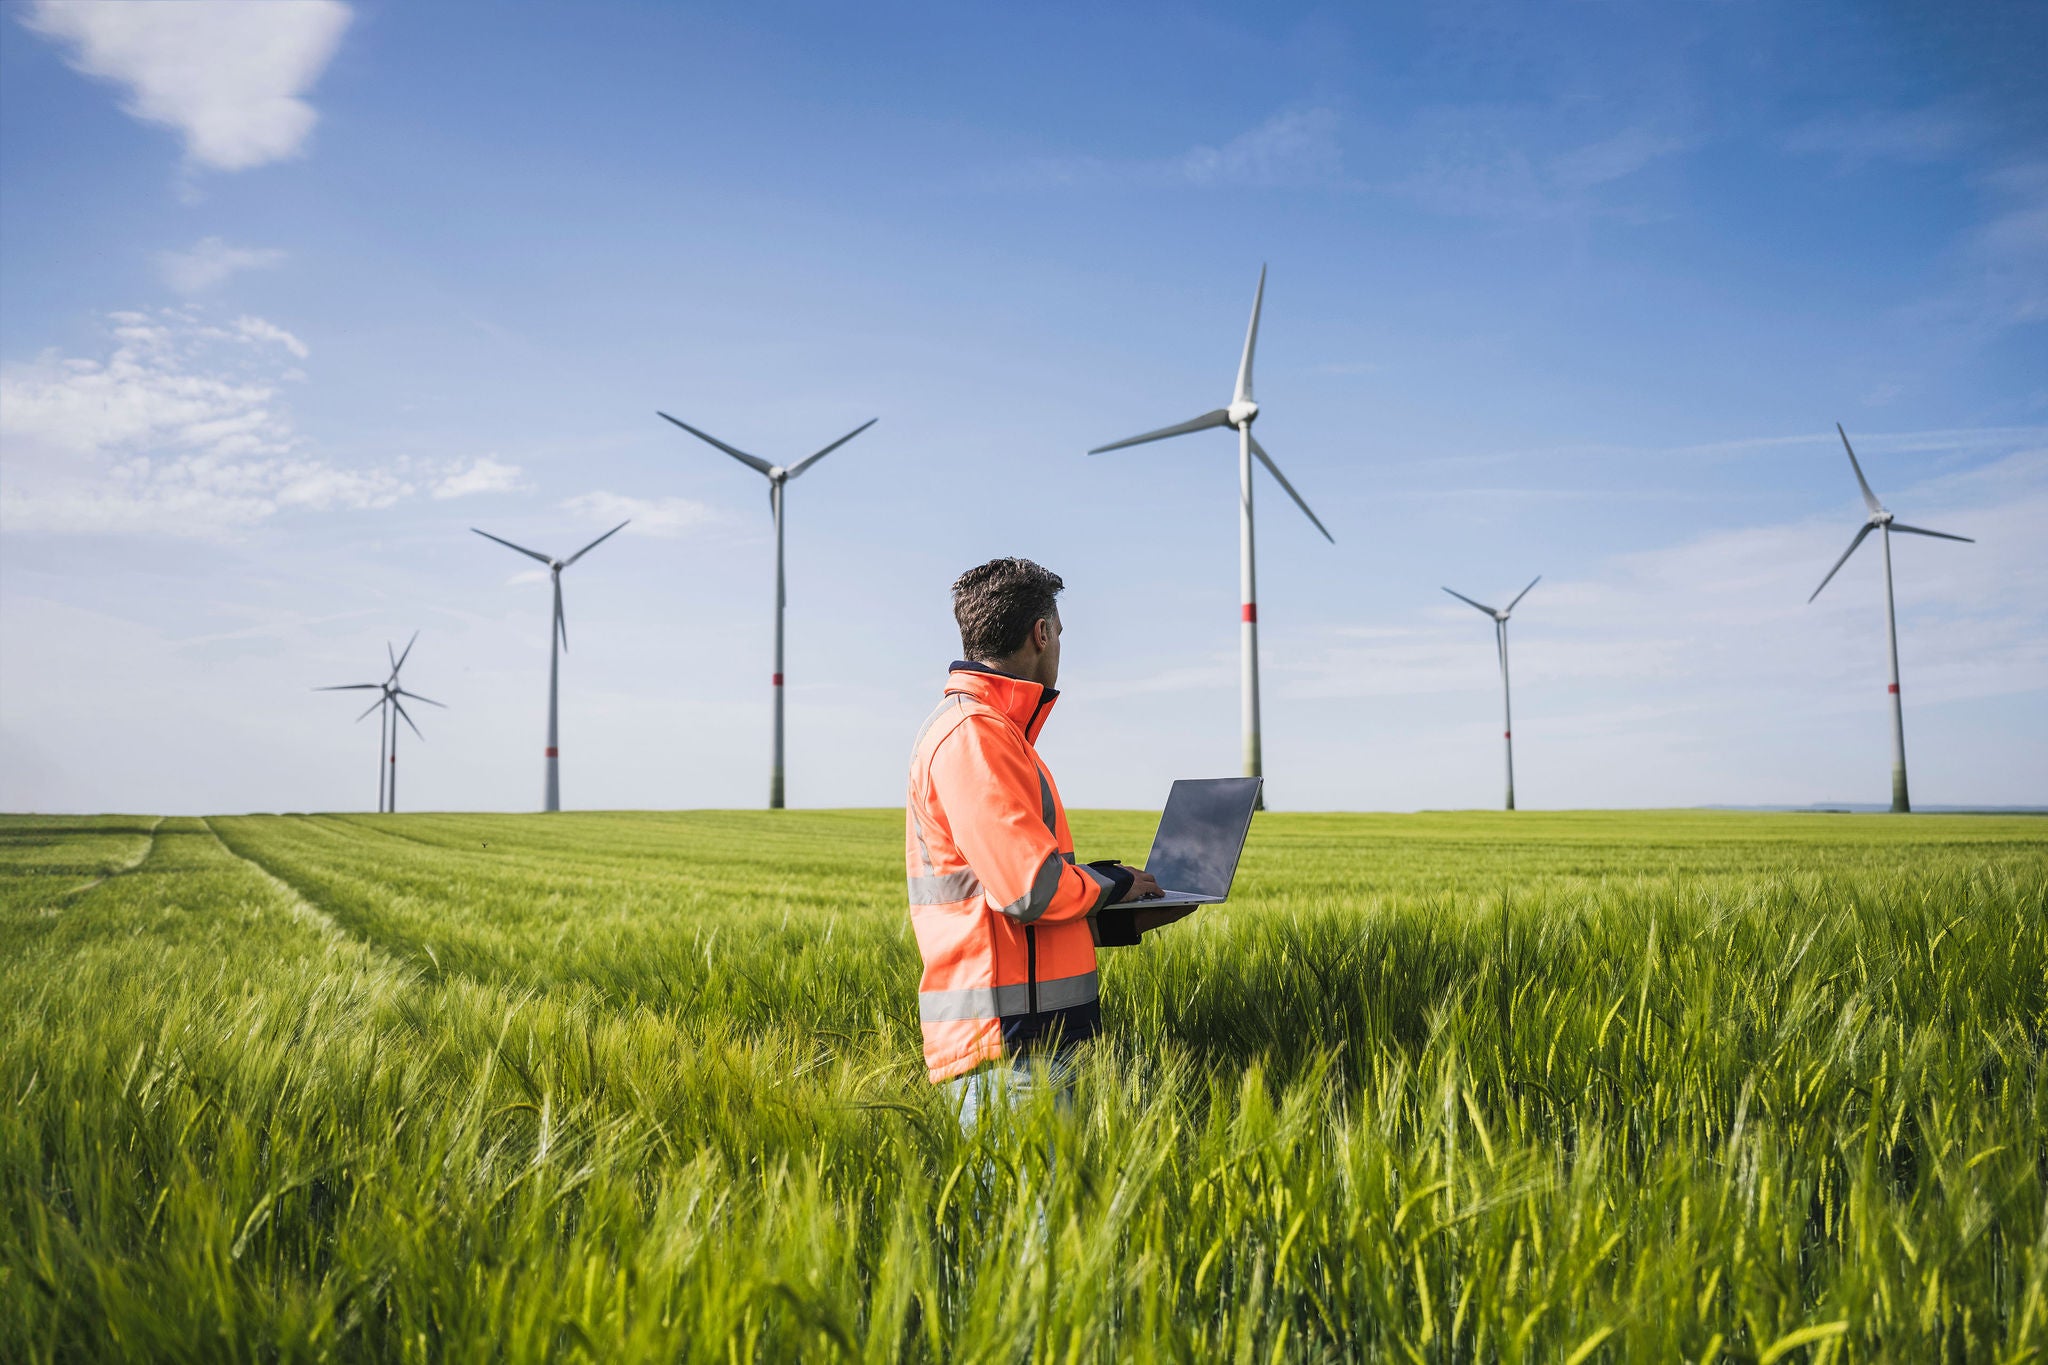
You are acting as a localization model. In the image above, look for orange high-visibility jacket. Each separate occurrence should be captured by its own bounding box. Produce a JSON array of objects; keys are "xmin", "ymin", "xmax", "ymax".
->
[{"xmin": 906, "ymin": 664, "xmax": 1124, "ymax": 1082}]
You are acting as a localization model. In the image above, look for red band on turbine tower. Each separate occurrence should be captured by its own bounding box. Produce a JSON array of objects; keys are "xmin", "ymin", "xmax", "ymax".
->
[
  {"xmin": 772, "ymin": 673, "xmax": 783, "ymax": 686},
  {"xmin": 1887, "ymin": 684, "xmax": 1899, "ymax": 694},
  {"xmin": 544, "ymin": 747, "xmax": 559, "ymax": 757},
  {"xmin": 1242, "ymin": 603, "xmax": 1257, "ymax": 623},
  {"xmin": 1505, "ymin": 731, "xmax": 1511, "ymax": 739}
]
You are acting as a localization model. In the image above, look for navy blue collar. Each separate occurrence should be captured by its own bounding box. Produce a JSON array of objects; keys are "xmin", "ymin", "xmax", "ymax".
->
[{"xmin": 949, "ymin": 659, "xmax": 1058, "ymax": 702}]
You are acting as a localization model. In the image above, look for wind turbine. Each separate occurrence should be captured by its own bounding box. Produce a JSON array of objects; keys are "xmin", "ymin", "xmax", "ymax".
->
[
  {"xmin": 1442, "ymin": 577, "xmax": 1539, "ymax": 811},
  {"xmin": 1808, "ymin": 424, "xmax": 1972, "ymax": 813},
  {"xmin": 317, "ymin": 632, "xmax": 443, "ymax": 812},
  {"xmin": 472, "ymin": 521, "xmax": 630, "ymax": 812},
  {"xmin": 656, "ymin": 411, "xmax": 877, "ymax": 809},
  {"xmin": 1087, "ymin": 266, "xmax": 1332, "ymax": 805}
]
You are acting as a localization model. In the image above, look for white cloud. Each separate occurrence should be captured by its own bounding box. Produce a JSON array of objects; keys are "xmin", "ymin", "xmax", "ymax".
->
[
  {"xmin": 1888, "ymin": 159, "xmax": 2048, "ymax": 349},
  {"xmin": 21, "ymin": 0, "xmax": 352, "ymax": 172},
  {"xmin": 0, "ymin": 309, "xmax": 407, "ymax": 539},
  {"xmin": 1391, "ymin": 115, "xmax": 1683, "ymax": 221},
  {"xmin": 1786, "ymin": 107, "xmax": 1973, "ymax": 169},
  {"xmin": 1278, "ymin": 445, "xmax": 2048, "ymax": 721},
  {"xmin": 434, "ymin": 456, "xmax": 526, "ymax": 500},
  {"xmin": 230, "ymin": 315, "xmax": 309, "ymax": 359},
  {"xmin": 562, "ymin": 491, "xmax": 717, "ymax": 538},
  {"xmin": 157, "ymin": 236, "xmax": 287, "ymax": 294},
  {"xmin": 1173, "ymin": 108, "xmax": 1346, "ymax": 188},
  {"xmin": 1547, "ymin": 128, "xmax": 1684, "ymax": 192},
  {"xmin": 1004, "ymin": 107, "xmax": 1348, "ymax": 191}
]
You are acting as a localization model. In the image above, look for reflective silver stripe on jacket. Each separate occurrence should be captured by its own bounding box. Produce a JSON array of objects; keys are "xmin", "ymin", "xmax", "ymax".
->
[
  {"xmin": 918, "ymin": 969, "xmax": 1100, "ymax": 1022},
  {"xmin": 997, "ymin": 849, "xmax": 1065, "ymax": 923},
  {"xmin": 908, "ymin": 695, "xmax": 966, "ymax": 875},
  {"xmin": 907, "ymin": 869, "xmax": 983, "ymax": 905},
  {"xmin": 1037, "ymin": 768, "xmax": 1056, "ymax": 833}
]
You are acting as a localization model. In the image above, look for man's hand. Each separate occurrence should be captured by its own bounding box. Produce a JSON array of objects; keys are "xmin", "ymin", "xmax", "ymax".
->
[{"xmin": 1117, "ymin": 865, "xmax": 1162, "ymax": 902}]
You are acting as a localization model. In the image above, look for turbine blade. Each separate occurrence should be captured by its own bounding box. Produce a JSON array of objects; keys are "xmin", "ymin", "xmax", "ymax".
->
[
  {"xmin": 392, "ymin": 629, "xmax": 419, "ymax": 674},
  {"xmin": 393, "ymin": 698, "xmax": 424, "ymax": 741},
  {"xmin": 316, "ymin": 683, "xmax": 383, "ymax": 691},
  {"xmin": 1505, "ymin": 575, "xmax": 1542, "ymax": 614},
  {"xmin": 1888, "ymin": 522, "xmax": 1974, "ymax": 544},
  {"xmin": 356, "ymin": 697, "xmax": 387, "ymax": 722},
  {"xmin": 395, "ymin": 688, "xmax": 446, "ymax": 708},
  {"xmin": 1808, "ymin": 522, "xmax": 1875, "ymax": 602},
  {"xmin": 787, "ymin": 417, "xmax": 878, "ymax": 480},
  {"xmin": 1088, "ymin": 409, "xmax": 1231, "ymax": 455},
  {"xmin": 1836, "ymin": 424, "xmax": 1882, "ymax": 514},
  {"xmin": 553, "ymin": 577, "xmax": 568, "ymax": 652},
  {"xmin": 1442, "ymin": 586, "xmax": 1500, "ymax": 617},
  {"xmin": 563, "ymin": 520, "xmax": 629, "ymax": 566},
  {"xmin": 657, "ymin": 412, "xmax": 773, "ymax": 475},
  {"xmin": 1235, "ymin": 264, "xmax": 1266, "ymax": 405},
  {"xmin": 472, "ymin": 528, "xmax": 553, "ymax": 564},
  {"xmin": 387, "ymin": 640, "xmax": 398, "ymax": 673},
  {"xmin": 1246, "ymin": 432, "xmax": 1333, "ymax": 543}
]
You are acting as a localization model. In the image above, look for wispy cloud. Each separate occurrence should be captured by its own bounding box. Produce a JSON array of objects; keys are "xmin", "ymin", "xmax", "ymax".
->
[
  {"xmin": 1890, "ymin": 158, "xmax": 2048, "ymax": 349},
  {"xmin": 433, "ymin": 456, "xmax": 526, "ymax": 500},
  {"xmin": 1390, "ymin": 114, "xmax": 1683, "ymax": 222},
  {"xmin": 1785, "ymin": 106, "xmax": 1974, "ymax": 170},
  {"xmin": 157, "ymin": 237, "xmax": 287, "ymax": 294},
  {"xmin": 20, "ymin": 0, "xmax": 352, "ymax": 173},
  {"xmin": 561, "ymin": 491, "xmax": 717, "ymax": 538},
  {"xmin": 0, "ymin": 309, "xmax": 403, "ymax": 538},
  {"xmin": 1279, "ymin": 445, "xmax": 2046, "ymax": 723},
  {"xmin": 1002, "ymin": 107, "xmax": 1348, "ymax": 191},
  {"xmin": 229, "ymin": 315, "xmax": 308, "ymax": 359}
]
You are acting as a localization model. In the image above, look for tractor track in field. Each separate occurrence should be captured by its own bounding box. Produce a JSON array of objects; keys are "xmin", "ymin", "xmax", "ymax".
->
[
  {"xmin": 201, "ymin": 816, "xmax": 373, "ymax": 952},
  {"xmin": 309, "ymin": 813, "xmax": 466, "ymax": 851},
  {"xmin": 61, "ymin": 815, "xmax": 165, "ymax": 896},
  {"xmin": 202, "ymin": 818, "xmax": 483, "ymax": 983}
]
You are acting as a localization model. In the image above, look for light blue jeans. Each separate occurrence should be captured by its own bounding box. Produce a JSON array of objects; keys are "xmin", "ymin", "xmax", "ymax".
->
[
  {"xmin": 945, "ymin": 1049, "xmax": 1078, "ymax": 1248},
  {"xmin": 944, "ymin": 1047, "xmax": 1080, "ymax": 1134}
]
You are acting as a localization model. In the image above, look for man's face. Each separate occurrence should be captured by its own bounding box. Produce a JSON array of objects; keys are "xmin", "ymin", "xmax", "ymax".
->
[{"xmin": 1037, "ymin": 608, "xmax": 1062, "ymax": 689}]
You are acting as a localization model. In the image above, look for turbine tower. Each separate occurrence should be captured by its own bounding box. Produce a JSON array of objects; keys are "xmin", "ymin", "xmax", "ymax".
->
[
  {"xmin": 656, "ymin": 411, "xmax": 877, "ymax": 809},
  {"xmin": 1088, "ymin": 266, "xmax": 1333, "ymax": 806},
  {"xmin": 1808, "ymin": 424, "xmax": 1973, "ymax": 813},
  {"xmin": 1442, "ymin": 578, "xmax": 1540, "ymax": 811},
  {"xmin": 317, "ymin": 632, "xmax": 443, "ymax": 812},
  {"xmin": 473, "ymin": 522, "xmax": 629, "ymax": 812}
]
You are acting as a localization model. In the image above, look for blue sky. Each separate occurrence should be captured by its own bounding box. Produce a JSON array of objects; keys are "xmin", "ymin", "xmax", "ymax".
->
[{"xmin": 2, "ymin": 0, "xmax": 2043, "ymax": 814}]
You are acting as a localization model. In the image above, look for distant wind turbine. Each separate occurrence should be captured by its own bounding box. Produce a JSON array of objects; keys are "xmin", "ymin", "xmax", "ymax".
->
[
  {"xmin": 317, "ymin": 631, "xmax": 443, "ymax": 812},
  {"xmin": 656, "ymin": 411, "xmax": 877, "ymax": 809},
  {"xmin": 1808, "ymin": 424, "xmax": 1972, "ymax": 814},
  {"xmin": 1442, "ymin": 577, "xmax": 1539, "ymax": 811},
  {"xmin": 472, "ymin": 522, "xmax": 629, "ymax": 812},
  {"xmin": 1088, "ymin": 266, "xmax": 1332, "ymax": 805}
]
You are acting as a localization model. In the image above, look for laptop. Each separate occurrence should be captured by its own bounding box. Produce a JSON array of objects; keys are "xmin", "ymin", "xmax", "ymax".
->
[{"xmin": 1125, "ymin": 777, "xmax": 1262, "ymax": 907}]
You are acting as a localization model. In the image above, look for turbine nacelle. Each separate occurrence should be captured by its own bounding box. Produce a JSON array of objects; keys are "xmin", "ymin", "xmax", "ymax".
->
[
  {"xmin": 1809, "ymin": 426, "xmax": 1972, "ymax": 604},
  {"xmin": 1085, "ymin": 267, "xmax": 1332, "ymax": 544}
]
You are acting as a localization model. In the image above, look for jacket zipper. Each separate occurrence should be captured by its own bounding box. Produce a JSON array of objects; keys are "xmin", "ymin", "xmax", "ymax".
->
[{"xmin": 1025, "ymin": 925, "xmax": 1039, "ymax": 1016}]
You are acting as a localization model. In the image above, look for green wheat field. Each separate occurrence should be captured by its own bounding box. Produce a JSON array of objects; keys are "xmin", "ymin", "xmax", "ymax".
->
[{"xmin": 2, "ymin": 810, "xmax": 2043, "ymax": 1363}]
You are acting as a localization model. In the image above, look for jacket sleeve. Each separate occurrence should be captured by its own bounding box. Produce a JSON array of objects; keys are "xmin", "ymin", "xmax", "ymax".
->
[{"xmin": 928, "ymin": 714, "xmax": 1116, "ymax": 926}]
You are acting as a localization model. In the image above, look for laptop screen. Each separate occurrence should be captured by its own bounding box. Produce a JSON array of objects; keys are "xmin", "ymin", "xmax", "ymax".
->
[{"xmin": 1143, "ymin": 777, "xmax": 1262, "ymax": 898}]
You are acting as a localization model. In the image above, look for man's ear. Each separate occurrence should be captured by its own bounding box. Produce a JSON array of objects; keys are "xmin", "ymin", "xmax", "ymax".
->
[{"xmin": 1034, "ymin": 617, "xmax": 1054, "ymax": 650}]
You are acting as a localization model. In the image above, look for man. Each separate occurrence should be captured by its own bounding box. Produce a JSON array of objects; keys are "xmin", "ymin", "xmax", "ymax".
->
[{"xmin": 906, "ymin": 557, "xmax": 1193, "ymax": 1122}]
